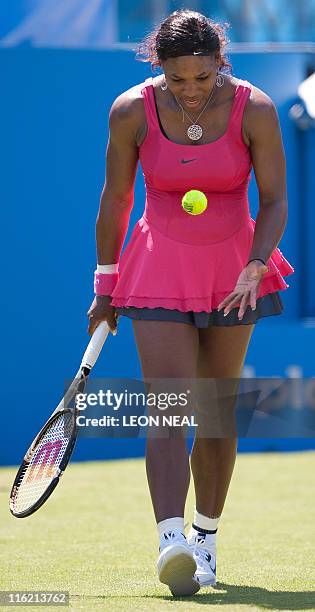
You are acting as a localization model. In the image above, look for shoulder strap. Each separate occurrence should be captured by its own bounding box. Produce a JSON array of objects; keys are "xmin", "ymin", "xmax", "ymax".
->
[
  {"xmin": 140, "ymin": 77, "xmax": 160, "ymax": 131},
  {"xmin": 229, "ymin": 79, "xmax": 252, "ymax": 138}
]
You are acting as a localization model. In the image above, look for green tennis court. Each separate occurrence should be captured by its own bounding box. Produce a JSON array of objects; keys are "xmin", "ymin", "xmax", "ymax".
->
[{"xmin": 0, "ymin": 452, "xmax": 314, "ymax": 611}]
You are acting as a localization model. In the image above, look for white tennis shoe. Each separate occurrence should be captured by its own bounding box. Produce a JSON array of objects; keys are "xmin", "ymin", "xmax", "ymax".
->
[
  {"xmin": 187, "ymin": 527, "xmax": 217, "ymax": 587},
  {"xmin": 157, "ymin": 529, "xmax": 200, "ymax": 596}
]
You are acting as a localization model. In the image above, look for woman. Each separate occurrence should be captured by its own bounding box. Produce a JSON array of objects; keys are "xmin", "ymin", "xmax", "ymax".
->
[{"xmin": 88, "ymin": 9, "xmax": 294, "ymax": 597}]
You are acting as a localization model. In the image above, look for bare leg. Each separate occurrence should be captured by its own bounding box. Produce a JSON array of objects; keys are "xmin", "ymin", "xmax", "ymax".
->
[
  {"xmin": 191, "ymin": 324, "xmax": 255, "ymax": 517},
  {"xmin": 132, "ymin": 320, "xmax": 199, "ymax": 523}
]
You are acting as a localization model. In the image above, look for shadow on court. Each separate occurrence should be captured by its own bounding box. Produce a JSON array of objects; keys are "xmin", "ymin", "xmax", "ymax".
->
[
  {"xmin": 160, "ymin": 582, "xmax": 315, "ymax": 609},
  {"xmin": 74, "ymin": 583, "xmax": 315, "ymax": 609}
]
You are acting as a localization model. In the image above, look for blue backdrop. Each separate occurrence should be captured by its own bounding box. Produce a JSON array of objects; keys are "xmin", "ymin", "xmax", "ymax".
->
[{"xmin": 2, "ymin": 48, "xmax": 315, "ymax": 465}]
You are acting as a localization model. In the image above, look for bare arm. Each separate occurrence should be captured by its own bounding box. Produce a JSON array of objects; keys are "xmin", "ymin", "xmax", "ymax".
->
[
  {"xmin": 217, "ymin": 89, "xmax": 288, "ymax": 319},
  {"xmin": 246, "ymin": 88, "xmax": 288, "ymax": 263},
  {"xmin": 96, "ymin": 94, "xmax": 140, "ymax": 264},
  {"xmin": 87, "ymin": 92, "xmax": 141, "ymax": 335}
]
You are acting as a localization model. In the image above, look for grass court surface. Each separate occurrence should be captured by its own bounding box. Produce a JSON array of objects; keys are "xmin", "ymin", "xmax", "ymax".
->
[{"xmin": 0, "ymin": 452, "xmax": 314, "ymax": 611}]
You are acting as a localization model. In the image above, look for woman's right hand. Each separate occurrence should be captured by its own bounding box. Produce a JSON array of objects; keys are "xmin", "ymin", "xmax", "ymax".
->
[{"xmin": 87, "ymin": 295, "xmax": 119, "ymax": 336}]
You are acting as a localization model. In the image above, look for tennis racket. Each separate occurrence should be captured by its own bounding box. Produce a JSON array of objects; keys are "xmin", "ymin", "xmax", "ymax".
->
[{"xmin": 10, "ymin": 321, "xmax": 111, "ymax": 518}]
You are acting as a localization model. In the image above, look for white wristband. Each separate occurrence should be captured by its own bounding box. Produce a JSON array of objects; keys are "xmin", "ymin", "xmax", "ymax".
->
[{"xmin": 97, "ymin": 263, "xmax": 119, "ymax": 274}]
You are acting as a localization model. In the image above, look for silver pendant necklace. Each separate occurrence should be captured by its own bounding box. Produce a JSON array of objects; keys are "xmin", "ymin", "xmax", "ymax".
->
[{"xmin": 174, "ymin": 83, "xmax": 217, "ymax": 141}]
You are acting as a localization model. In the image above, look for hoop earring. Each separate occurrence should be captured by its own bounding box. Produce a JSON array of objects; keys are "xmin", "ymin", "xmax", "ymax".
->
[
  {"xmin": 216, "ymin": 72, "xmax": 225, "ymax": 88},
  {"xmin": 160, "ymin": 77, "xmax": 168, "ymax": 91}
]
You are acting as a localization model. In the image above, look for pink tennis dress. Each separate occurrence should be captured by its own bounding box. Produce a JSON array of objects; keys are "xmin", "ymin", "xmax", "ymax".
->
[{"xmin": 110, "ymin": 77, "xmax": 294, "ymax": 325}]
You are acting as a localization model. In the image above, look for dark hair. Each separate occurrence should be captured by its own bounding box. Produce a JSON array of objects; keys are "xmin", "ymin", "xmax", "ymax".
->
[{"xmin": 136, "ymin": 9, "xmax": 231, "ymax": 72}]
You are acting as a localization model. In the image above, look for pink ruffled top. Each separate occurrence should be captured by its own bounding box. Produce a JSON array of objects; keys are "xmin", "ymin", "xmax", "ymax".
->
[{"xmin": 110, "ymin": 77, "xmax": 294, "ymax": 312}]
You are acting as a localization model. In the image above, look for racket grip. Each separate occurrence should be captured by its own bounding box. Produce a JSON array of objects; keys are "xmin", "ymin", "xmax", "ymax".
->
[{"xmin": 81, "ymin": 321, "xmax": 110, "ymax": 370}]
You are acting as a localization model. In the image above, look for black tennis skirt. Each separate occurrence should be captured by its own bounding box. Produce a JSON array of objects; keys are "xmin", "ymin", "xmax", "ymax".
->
[{"xmin": 115, "ymin": 291, "xmax": 283, "ymax": 328}]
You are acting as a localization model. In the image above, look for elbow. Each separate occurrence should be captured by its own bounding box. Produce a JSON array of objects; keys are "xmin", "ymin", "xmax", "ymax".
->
[
  {"xmin": 99, "ymin": 189, "xmax": 134, "ymax": 213},
  {"xmin": 259, "ymin": 197, "xmax": 288, "ymax": 214},
  {"xmin": 96, "ymin": 192, "xmax": 133, "ymax": 228}
]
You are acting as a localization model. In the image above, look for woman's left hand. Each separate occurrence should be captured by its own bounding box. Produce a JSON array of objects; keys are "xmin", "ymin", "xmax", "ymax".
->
[{"xmin": 217, "ymin": 260, "xmax": 269, "ymax": 320}]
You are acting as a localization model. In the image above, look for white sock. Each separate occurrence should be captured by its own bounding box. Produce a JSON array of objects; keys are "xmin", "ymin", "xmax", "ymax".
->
[
  {"xmin": 157, "ymin": 516, "xmax": 185, "ymax": 538},
  {"xmin": 193, "ymin": 509, "xmax": 220, "ymax": 532}
]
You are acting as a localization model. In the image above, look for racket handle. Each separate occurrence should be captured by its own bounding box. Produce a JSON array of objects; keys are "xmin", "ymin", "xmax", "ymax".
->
[{"xmin": 80, "ymin": 321, "xmax": 111, "ymax": 370}]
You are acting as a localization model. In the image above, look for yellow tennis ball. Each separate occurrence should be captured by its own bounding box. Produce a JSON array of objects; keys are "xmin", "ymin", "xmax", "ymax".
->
[{"xmin": 182, "ymin": 190, "xmax": 208, "ymax": 215}]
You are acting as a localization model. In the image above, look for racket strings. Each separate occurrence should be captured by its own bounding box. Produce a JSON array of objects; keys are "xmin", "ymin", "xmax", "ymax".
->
[{"xmin": 11, "ymin": 412, "xmax": 74, "ymax": 514}]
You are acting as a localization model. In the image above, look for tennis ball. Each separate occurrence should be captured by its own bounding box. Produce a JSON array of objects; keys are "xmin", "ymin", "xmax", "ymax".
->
[{"xmin": 182, "ymin": 190, "xmax": 208, "ymax": 215}]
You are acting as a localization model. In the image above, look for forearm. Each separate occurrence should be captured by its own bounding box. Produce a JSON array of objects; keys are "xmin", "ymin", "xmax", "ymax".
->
[
  {"xmin": 248, "ymin": 199, "xmax": 288, "ymax": 263},
  {"xmin": 96, "ymin": 196, "xmax": 132, "ymax": 265}
]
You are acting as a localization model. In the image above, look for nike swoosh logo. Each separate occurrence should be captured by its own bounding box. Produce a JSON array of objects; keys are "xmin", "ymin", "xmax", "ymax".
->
[{"xmin": 181, "ymin": 158, "xmax": 197, "ymax": 164}]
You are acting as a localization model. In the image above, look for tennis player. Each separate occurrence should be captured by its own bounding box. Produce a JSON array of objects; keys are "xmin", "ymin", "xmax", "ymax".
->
[{"xmin": 87, "ymin": 9, "xmax": 294, "ymax": 596}]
